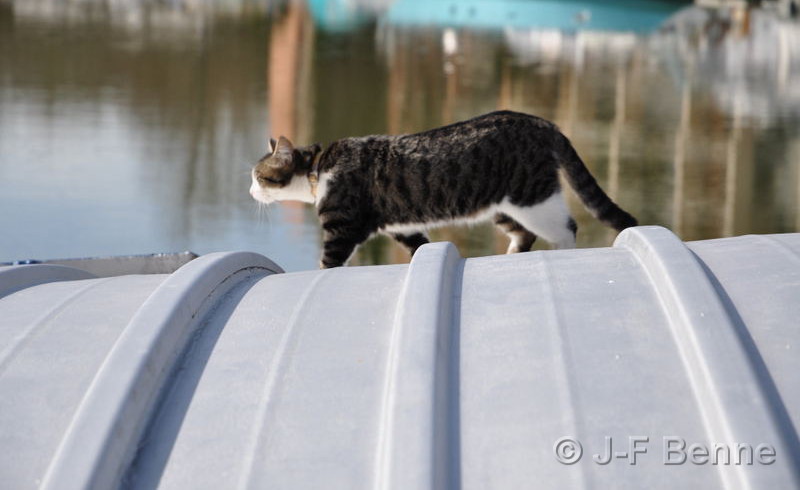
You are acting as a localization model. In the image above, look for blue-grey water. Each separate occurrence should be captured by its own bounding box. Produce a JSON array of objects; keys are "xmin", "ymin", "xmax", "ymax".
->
[{"xmin": 1, "ymin": 0, "xmax": 798, "ymax": 271}]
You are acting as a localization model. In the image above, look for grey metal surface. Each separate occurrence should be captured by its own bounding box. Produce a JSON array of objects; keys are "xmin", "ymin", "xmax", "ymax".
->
[
  {"xmin": 0, "ymin": 226, "xmax": 798, "ymax": 489},
  {"xmin": 1, "ymin": 252, "xmax": 198, "ymax": 278}
]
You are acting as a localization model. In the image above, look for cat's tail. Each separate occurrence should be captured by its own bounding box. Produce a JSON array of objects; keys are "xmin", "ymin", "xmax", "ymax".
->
[{"xmin": 557, "ymin": 135, "xmax": 638, "ymax": 231}]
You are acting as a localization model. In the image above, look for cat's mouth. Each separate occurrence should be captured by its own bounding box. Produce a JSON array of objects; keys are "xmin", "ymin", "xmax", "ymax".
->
[{"xmin": 250, "ymin": 189, "xmax": 274, "ymax": 204}]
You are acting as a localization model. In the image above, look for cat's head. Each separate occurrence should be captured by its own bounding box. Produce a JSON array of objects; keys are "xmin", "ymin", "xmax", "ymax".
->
[{"xmin": 250, "ymin": 136, "xmax": 322, "ymax": 204}]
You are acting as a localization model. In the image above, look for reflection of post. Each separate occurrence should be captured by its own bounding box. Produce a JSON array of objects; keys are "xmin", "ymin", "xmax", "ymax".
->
[
  {"xmin": 608, "ymin": 64, "xmax": 625, "ymax": 197},
  {"xmin": 269, "ymin": 1, "xmax": 314, "ymax": 215},
  {"xmin": 498, "ymin": 57, "xmax": 512, "ymax": 111},
  {"xmin": 796, "ymin": 141, "xmax": 800, "ymax": 232},
  {"xmin": 494, "ymin": 58, "xmax": 513, "ymax": 254},
  {"xmin": 553, "ymin": 33, "xmax": 583, "ymax": 239},
  {"xmin": 607, "ymin": 61, "xmax": 625, "ymax": 240},
  {"xmin": 442, "ymin": 28, "xmax": 459, "ymax": 125},
  {"xmin": 778, "ymin": 24, "xmax": 790, "ymax": 93},
  {"xmin": 386, "ymin": 30, "xmax": 407, "ymax": 135},
  {"xmin": 270, "ymin": 4, "xmax": 300, "ymax": 142},
  {"xmin": 731, "ymin": 4, "xmax": 751, "ymax": 37},
  {"xmin": 672, "ymin": 57, "xmax": 693, "ymax": 237},
  {"xmin": 723, "ymin": 94, "xmax": 743, "ymax": 237},
  {"xmin": 385, "ymin": 29, "xmax": 409, "ymax": 263},
  {"xmin": 269, "ymin": 1, "xmax": 315, "ymax": 143},
  {"xmin": 562, "ymin": 34, "xmax": 583, "ymax": 137}
]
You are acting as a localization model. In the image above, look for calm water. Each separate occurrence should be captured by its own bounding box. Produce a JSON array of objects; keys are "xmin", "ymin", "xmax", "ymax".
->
[{"xmin": 1, "ymin": 0, "xmax": 799, "ymax": 271}]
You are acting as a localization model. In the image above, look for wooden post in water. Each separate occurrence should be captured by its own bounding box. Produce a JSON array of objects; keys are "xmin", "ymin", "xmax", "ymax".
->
[
  {"xmin": 607, "ymin": 59, "xmax": 626, "ymax": 242},
  {"xmin": 268, "ymin": 1, "xmax": 315, "ymax": 218},
  {"xmin": 672, "ymin": 55, "xmax": 694, "ymax": 238},
  {"xmin": 723, "ymin": 95, "xmax": 743, "ymax": 237},
  {"xmin": 796, "ymin": 141, "xmax": 800, "ymax": 232}
]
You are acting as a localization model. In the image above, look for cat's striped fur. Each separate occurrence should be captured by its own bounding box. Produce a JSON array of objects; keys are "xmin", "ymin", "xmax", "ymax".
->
[{"xmin": 250, "ymin": 111, "xmax": 637, "ymax": 268}]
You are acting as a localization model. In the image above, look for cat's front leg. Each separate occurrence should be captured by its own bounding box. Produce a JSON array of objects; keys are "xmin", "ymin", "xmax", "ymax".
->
[{"xmin": 319, "ymin": 230, "xmax": 365, "ymax": 269}]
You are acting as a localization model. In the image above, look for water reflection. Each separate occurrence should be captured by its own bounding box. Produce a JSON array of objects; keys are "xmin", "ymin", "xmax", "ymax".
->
[{"xmin": 0, "ymin": 0, "xmax": 798, "ymax": 270}]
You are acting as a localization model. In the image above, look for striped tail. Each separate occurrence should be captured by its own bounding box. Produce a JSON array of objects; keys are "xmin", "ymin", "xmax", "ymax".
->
[{"xmin": 558, "ymin": 135, "xmax": 638, "ymax": 231}]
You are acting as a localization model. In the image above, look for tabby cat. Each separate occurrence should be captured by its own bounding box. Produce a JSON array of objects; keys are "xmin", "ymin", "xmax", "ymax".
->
[{"xmin": 250, "ymin": 111, "xmax": 637, "ymax": 268}]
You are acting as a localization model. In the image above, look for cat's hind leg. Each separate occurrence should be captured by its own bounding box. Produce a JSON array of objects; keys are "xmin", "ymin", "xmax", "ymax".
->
[
  {"xmin": 502, "ymin": 193, "xmax": 578, "ymax": 249},
  {"xmin": 493, "ymin": 213, "xmax": 536, "ymax": 254},
  {"xmin": 390, "ymin": 231, "xmax": 429, "ymax": 257}
]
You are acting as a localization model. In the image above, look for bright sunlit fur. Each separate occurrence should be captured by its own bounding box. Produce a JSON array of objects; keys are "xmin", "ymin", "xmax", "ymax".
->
[
  {"xmin": 381, "ymin": 193, "xmax": 575, "ymax": 249},
  {"xmin": 249, "ymin": 168, "xmax": 317, "ymax": 205}
]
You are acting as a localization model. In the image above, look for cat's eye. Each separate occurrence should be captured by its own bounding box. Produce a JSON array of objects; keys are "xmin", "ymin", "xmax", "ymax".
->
[{"xmin": 258, "ymin": 176, "xmax": 280, "ymax": 185}]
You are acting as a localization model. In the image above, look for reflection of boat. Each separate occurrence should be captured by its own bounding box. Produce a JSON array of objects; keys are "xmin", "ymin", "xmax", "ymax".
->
[
  {"xmin": 385, "ymin": 0, "xmax": 690, "ymax": 32},
  {"xmin": 306, "ymin": 0, "xmax": 393, "ymax": 31},
  {"xmin": 655, "ymin": 6, "xmax": 800, "ymax": 122}
]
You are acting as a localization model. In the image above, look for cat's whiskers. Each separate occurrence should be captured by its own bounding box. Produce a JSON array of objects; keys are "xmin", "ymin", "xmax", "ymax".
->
[
  {"xmin": 252, "ymin": 200, "xmax": 263, "ymax": 221},
  {"xmin": 254, "ymin": 201, "xmax": 274, "ymax": 232},
  {"xmin": 256, "ymin": 201, "xmax": 265, "ymax": 222},
  {"xmin": 245, "ymin": 164, "xmax": 270, "ymax": 226}
]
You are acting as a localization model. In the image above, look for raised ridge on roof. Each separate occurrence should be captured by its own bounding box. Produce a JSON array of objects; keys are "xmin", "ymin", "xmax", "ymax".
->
[{"xmin": 0, "ymin": 226, "xmax": 798, "ymax": 489}]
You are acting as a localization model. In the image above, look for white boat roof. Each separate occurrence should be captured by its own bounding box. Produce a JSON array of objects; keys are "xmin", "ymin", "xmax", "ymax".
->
[{"xmin": 0, "ymin": 226, "xmax": 798, "ymax": 489}]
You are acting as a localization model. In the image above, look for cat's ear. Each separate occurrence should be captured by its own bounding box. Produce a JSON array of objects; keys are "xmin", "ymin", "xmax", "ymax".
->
[
  {"xmin": 269, "ymin": 136, "xmax": 294, "ymax": 168},
  {"xmin": 268, "ymin": 138, "xmax": 278, "ymax": 153},
  {"xmin": 275, "ymin": 136, "xmax": 294, "ymax": 155}
]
